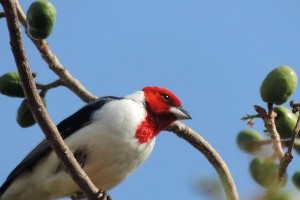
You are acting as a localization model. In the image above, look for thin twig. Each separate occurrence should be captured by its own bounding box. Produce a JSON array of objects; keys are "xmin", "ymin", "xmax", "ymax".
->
[
  {"xmin": 167, "ymin": 121, "xmax": 239, "ymax": 200},
  {"xmin": 15, "ymin": 0, "xmax": 97, "ymax": 103},
  {"xmin": 254, "ymin": 105, "xmax": 284, "ymax": 158},
  {"xmin": 1, "ymin": 1, "xmax": 107, "ymax": 199},
  {"xmin": 286, "ymin": 104, "xmax": 300, "ymax": 154},
  {"xmin": 36, "ymin": 79, "xmax": 62, "ymax": 91}
]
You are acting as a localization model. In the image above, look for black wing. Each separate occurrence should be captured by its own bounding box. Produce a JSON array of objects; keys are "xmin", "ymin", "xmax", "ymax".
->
[{"xmin": 0, "ymin": 96, "xmax": 121, "ymax": 196}]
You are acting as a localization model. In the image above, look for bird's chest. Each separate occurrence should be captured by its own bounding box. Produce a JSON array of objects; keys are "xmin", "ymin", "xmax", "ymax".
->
[{"xmin": 66, "ymin": 122, "xmax": 155, "ymax": 190}]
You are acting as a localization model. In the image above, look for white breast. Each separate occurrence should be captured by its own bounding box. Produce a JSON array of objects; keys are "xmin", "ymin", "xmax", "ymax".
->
[{"xmin": 44, "ymin": 96, "xmax": 156, "ymax": 198}]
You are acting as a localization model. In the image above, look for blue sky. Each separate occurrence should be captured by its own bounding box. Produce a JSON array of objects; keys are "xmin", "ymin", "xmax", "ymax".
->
[{"xmin": 1, "ymin": 1, "xmax": 300, "ymax": 199}]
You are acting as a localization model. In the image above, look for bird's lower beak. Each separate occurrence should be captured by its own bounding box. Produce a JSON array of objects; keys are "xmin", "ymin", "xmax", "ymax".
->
[{"xmin": 170, "ymin": 107, "xmax": 192, "ymax": 120}]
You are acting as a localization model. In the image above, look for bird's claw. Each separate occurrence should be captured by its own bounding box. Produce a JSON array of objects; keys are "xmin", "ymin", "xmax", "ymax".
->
[{"xmin": 96, "ymin": 189, "xmax": 111, "ymax": 200}]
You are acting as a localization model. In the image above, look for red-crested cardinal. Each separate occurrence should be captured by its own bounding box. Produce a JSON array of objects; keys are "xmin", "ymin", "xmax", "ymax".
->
[{"xmin": 0, "ymin": 86, "xmax": 191, "ymax": 200}]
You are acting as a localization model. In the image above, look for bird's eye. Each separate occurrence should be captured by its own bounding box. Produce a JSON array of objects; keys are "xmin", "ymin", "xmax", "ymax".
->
[{"xmin": 161, "ymin": 94, "xmax": 170, "ymax": 101}]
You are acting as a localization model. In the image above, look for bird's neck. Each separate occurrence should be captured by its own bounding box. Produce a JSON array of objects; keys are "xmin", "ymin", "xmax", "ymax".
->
[{"xmin": 135, "ymin": 111, "xmax": 176, "ymax": 144}]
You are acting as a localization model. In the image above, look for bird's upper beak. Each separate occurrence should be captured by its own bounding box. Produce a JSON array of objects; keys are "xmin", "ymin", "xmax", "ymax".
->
[{"xmin": 170, "ymin": 106, "xmax": 192, "ymax": 120}]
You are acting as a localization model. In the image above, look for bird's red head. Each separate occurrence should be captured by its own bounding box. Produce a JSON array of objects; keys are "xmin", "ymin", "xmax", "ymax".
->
[
  {"xmin": 135, "ymin": 86, "xmax": 191, "ymax": 143},
  {"xmin": 142, "ymin": 86, "xmax": 182, "ymax": 113}
]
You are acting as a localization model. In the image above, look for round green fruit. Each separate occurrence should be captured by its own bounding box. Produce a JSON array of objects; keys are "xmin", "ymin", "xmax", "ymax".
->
[
  {"xmin": 27, "ymin": 0, "xmax": 57, "ymax": 40},
  {"xmin": 0, "ymin": 72, "xmax": 25, "ymax": 98},
  {"xmin": 260, "ymin": 66, "xmax": 297, "ymax": 105},
  {"xmin": 17, "ymin": 97, "xmax": 46, "ymax": 128},
  {"xmin": 274, "ymin": 106, "xmax": 297, "ymax": 139},
  {"xmin": 237, "ymin": 129, "xmax": 262, "ymax": 153},
  {"xmin": 263, "ymin": 191, "xmax": 290, "ymax": 200},
  {"xmin": 292, "ymin": 171, "xmax": 300, "ymax": 190},
  {"xmin": 249, "ymin": 157, "xmax": 279, "ymax": 188}
]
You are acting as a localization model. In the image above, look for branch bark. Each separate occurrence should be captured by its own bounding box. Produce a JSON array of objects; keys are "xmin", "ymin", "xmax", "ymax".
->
[
  {"xmin": 167, "ymin": 121, "xmax": 239, "ymax": 200},
  {"xmin": 1, "ymin": 1, "xmax": 107, "ymax": 199},
  {"xmin": 15, "ymin": 0, "xmax": 97, "ymax": 103},
  {"xmin": 254, "ymin": 105, "xmax": 284, "ymax": 158}
]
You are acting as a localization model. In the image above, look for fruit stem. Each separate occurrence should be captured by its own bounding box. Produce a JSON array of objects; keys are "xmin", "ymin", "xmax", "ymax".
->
[
  {"xmin": 267, "ymin": 102, "xmax": 273, "ymax": 114},
  {"xmin": 36, "ymin": 79, "xmax": 62, "ymax": 93}
]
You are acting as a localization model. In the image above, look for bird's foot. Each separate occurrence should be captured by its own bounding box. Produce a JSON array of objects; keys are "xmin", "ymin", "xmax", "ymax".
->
[
  {"xmin": 96, "ymin": 189, "xmax": 112, "ymax": 200},
  {"xmin": 71, "ymin": 189, "xmax": 112, "ymax": 200}
]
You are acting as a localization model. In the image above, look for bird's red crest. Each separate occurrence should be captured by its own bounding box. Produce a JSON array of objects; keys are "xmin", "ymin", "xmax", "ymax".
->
[{"xmin": 142, "ymin": 86, "xmax": 182, "ymax": 113}]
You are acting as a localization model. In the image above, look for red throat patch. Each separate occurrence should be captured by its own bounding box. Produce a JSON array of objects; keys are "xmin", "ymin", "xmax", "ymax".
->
[
  {"xmin": 135, "ymin": 110, "xmax": 177, "ymax": 144},
  {"xmin": 135, "ymin": 117, "xmax": 156, "ymax": 144}
]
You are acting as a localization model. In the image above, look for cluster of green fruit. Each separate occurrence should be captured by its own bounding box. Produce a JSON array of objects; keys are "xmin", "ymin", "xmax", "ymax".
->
[
  {"xmin": 0, "ymin": 72, "xmax": 46, "ymax": 127},
  {"xmin": 237, "ymin": 66, "xmax": 299, "ymax": 194},
  {"xmin": 26, "ymin": 0, "xmax": 56, "ymax": 40},
  {"xmin": 0, "ymin": 0, "xmax": 56, "ymax": 124}
]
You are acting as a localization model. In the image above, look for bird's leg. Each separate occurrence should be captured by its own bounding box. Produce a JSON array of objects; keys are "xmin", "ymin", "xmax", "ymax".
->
[
  {"xmin": 71, "ymin": 148, "xmax": 111, "ymax": 200},
  {"xmin": 71, "ymin": 189, "xmax": 112, "ymax": 200},
  {"xmin": 96, "ymin": 188, "xmax": 112, "ymax": 200}
]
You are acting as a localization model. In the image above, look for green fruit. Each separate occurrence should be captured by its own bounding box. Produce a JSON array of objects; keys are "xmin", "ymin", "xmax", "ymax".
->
[
  {"xmin": 17, "ymin": 97, "xmax": 46, "ymax": 128},
  {"xmin": 27, "ymin": 0, "xmax": 57, "ymax": 40},
  {"xmin": 0, "ymin": 72, "xmax": 25, "ymax": 98},
  {"xmin": 249, "ymin": 157, "xmax": 279, "ymax": 188},
  {"xmin": 237, "ymin": 129, "xmax": 262, "ymax": 153},
  {"xmin": 263, "ymin": 191, "xmax": 290, "ymax": 200},
  {"xmin": 260, "ymin": 66, "xmax": 297, "ymax": 105},
  {"xmin": 274, "ymin": 106, "xmax": 297, "ymax": 139},
  {"xmin": 292, "ymin": 171, "xmax": 300, "ymax": 190}
]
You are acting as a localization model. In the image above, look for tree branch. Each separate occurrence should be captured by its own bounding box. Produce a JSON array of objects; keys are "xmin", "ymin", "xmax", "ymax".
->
[
  {"xmin": 1, "ymin": 1, "xmax": 107, "ymax": 199},
  {"xmin": 167, "ymin": 121, "xmax": 239, "ymax": 200},
  {"xmin": 36, "ymin": 79, "xmax": 62, "ymax": 96},
  {"xmin": 254, "ymin": 105, "xmax": 284, "ymax": 158},
  {"xmin": 15, "ymin": 0, "xmax": 97, "ymax": 103}
]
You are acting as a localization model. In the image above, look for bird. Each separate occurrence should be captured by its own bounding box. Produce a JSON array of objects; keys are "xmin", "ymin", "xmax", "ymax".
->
[{"xmin": 0, "ymin": 86, "xmax": 191, "ymax": 200}]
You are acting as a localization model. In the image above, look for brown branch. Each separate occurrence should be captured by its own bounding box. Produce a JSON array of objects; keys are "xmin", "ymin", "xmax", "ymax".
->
[
  {"xmin": 288, "ymin": 101, "xmax": 300, "ymax": 153},
  {"xmin": 167, "ymin": 121, "xmax": 239, "ymax": 200},
  {"xmin": 15, "ymin": 0, "xmax": 97, "ymax": 103},
  {"xmin": 254, "ymin": 104, "xmax": 299, "ymax": 186},
  {"xmin": 1, "ymin": 1, "xmax": 108, "ymax": 199},
  {"xmin": 254, "ymin": 105, "xmax": 284, "ymax": 158},
  {"xmin": 36, "ymin": 79, "xmax": 62, "ymax": 96},
  {"xmin": 290, "ymin": 103, "xmax": 300, "ymax": 143}
]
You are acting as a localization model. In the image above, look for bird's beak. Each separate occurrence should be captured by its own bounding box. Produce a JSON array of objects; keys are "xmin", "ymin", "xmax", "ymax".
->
[{"xmin": 170, "ymin": 107, "xmax": 192, "ymax": 120}]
